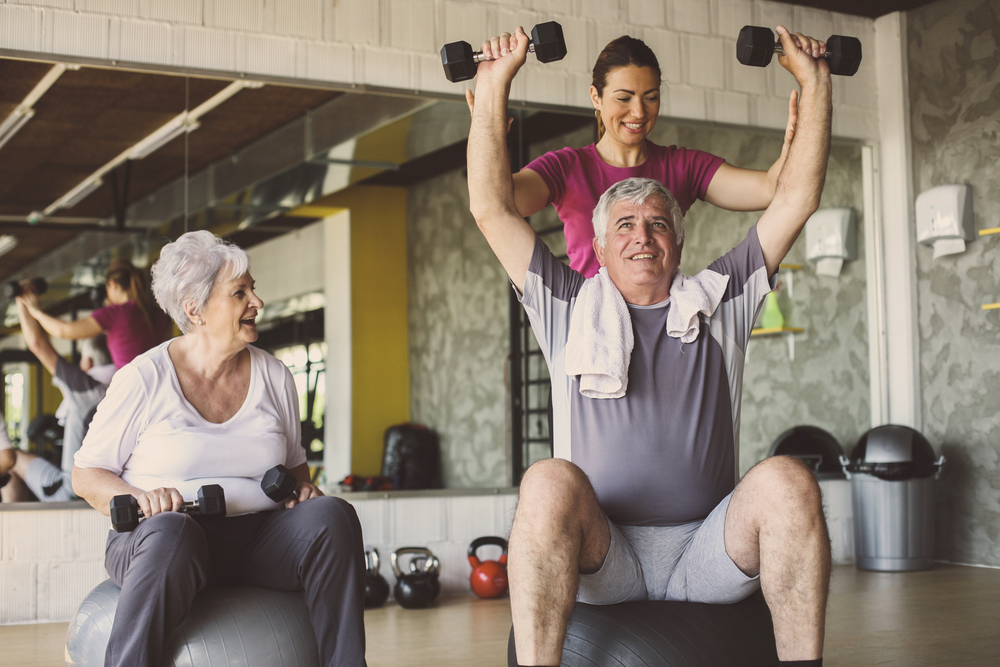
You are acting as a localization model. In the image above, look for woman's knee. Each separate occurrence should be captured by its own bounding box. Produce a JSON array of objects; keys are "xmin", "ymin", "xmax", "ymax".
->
[{"xmin": 135, "ymin": 512, "xmax": 209, "ymax": 564}]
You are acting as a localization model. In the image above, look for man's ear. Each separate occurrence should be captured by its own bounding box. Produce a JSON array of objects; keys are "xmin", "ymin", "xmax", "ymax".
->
[{"xmin": 593, "ymin": 237, "xmax": 606, "ymax": 267}]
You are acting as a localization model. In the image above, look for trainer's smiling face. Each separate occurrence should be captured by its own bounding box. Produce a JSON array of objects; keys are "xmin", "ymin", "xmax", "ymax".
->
[{"xmin": 594, "ymin": 196, "xmax": 681, "ymax": 306}]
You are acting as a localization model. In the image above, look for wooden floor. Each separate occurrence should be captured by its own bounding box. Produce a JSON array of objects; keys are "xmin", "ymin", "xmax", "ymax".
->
[{"xmin": 3, "ymin": 564, "xmax": 998, "ymax": 666}]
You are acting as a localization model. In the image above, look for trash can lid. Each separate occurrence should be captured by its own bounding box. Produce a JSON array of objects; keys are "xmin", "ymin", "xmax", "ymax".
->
[
  {"xmin": 847, "ymin": 424, "xmax": 939, "ymax": 480},
  {"xmin": 768, "ymin": 425, "xmax": 845, "ymax": 476}
]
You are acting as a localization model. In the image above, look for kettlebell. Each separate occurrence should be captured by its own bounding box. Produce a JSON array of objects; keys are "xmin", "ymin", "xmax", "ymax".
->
[
  {"xmin": 408, "ymin": 554, "xmax": 442, "ymax": 601},
  {"xmin": 391, "ymin": 547, "xmax": 438, "ymax": 609},
  {"xmin": 468, "ymin": 536, "xmax": 508, "ymax": 599},
  {"xmin": 364, "ymin": 548, "xmax": 390, "ymax": 608}
]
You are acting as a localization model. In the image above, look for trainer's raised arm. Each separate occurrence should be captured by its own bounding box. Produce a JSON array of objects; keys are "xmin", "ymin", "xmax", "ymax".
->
[
  {"xmin": 467, "ymin": 26, "xmax": 538, "ymax": 294},
  {"xmin": 755, "ymin": 25, "xmax": 833, "ymax": 276}
]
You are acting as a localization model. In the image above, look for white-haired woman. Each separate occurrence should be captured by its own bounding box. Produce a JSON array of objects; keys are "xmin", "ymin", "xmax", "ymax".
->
[{"xmin": 72, "ymin": 230, "xmax": 366, "ymax": 667}]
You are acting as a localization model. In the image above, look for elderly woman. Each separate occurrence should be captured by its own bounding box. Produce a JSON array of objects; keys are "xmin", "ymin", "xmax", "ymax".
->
[{"xmin": 72, "ymin": 230, "xmax": 365, "ymax": 667}]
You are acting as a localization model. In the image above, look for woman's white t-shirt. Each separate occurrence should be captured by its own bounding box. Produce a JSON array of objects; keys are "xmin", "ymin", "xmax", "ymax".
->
[{"xmin": 75, "ymin": 341, "xmax": 306, "ymax": 516}]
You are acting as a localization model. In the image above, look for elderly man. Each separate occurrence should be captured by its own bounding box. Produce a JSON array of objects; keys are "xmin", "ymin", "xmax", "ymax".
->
[
  {"xmin": 1, "ymin": 283, "xmax": 113, "ymax": 503},
  {"xmin": 468, "ymin": 26, "xmax": 833, "ymax": 667}
]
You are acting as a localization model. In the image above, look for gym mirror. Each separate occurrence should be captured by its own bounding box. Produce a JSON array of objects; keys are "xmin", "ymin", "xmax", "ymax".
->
[{"xmin": 0, "ymin": 57, "xmax": 870, "ymax": 497}]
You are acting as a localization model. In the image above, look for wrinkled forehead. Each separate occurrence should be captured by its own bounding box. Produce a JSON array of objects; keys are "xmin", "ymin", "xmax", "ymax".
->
[{"xmin": 607, "ymin": 195, "xmax": 673, "ymax": 227}]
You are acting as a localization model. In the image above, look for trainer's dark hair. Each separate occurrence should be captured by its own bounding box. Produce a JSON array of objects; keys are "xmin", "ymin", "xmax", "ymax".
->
[{"xmin": 592, "ymin": 36, "xmax": 662, "ymax": 140}]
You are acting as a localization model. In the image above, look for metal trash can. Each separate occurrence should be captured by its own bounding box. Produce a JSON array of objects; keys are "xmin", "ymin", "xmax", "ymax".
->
[
  {"xmin": 840, "ymin": 425, "xmax": 944, "ymax": 571},
  {"xmin": 769, "ymin": 425, "xmax": 846, "ymax": 480}
]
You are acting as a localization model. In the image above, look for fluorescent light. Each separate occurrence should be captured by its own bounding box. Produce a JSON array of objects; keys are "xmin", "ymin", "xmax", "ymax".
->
[
  {"xmin": 0, "ymin": 235, "xmax": 17, "ymax": 257},
  {"xmin": 129, "ymin": 113, "xmax": 200, "ymax": 160},
  {"xmin": 0, "ymin": 107, "xmax": 35, "ymax": 151},
  {"xmin": 55, "ymin": 178, "xmax": 104, "ymax": 210}
]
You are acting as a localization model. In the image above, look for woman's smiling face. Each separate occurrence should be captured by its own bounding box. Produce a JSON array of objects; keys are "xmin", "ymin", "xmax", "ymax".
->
[
  {"xmin": 592, "ymin": 65, "xmax": 661, "ymax": 148},
  {"xmin": 199, "ymin": 270, "xmax": 263, "ymax": 347}
]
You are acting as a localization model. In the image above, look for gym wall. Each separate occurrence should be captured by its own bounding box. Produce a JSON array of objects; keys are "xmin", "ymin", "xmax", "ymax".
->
[{"xmin": 907, "ymin": 0, "xmax": 1000, "ymax": 568}]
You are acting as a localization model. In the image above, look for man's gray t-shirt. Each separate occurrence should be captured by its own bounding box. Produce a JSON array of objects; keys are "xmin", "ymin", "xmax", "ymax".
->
[{"xmin": 519, "ymin": 226, "xmax": 773, "ymax": 527}]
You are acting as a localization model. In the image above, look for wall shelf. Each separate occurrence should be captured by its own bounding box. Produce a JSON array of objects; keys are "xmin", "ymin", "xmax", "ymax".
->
[{"xmin": 750, "ymin": 326, "xmax": 804, "ymax": 360}]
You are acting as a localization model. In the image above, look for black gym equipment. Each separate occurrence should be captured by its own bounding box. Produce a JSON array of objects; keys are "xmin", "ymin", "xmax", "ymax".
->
[
  {"xmin": 391, "ymin": 546, "xmax": 440, "ymax": 609},
  {"xmin": 364, "ymin": 548, "xmax": 390, "ymax": 609},
  {"xmin": 2, "ymin": 277, "xmax": 47, "ymax": 299},
  {"xmin": 440, "ymin": 21, "xmax": 566, "ymax": 83},
  {"xmin": 737, "ymin": 25, "xmax": 862, "ymax": 76},
  {"xmin": 110, "ymin": 485, "xmax": 226, "ymax": 532},
  {"xmin": 261, "ymin": 464, "xmax": 299, "ymax": 502},
  {"xmin": 507, "ymin": 590, "xmax": 780, "ymax": 667}
]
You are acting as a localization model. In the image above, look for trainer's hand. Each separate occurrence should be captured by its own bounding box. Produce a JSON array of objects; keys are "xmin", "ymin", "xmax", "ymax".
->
[
  {"xmin": 473, "ymin": 26, "xmax": 530, "ymax": 87},
  {"xmin": 285, "ymin": 481, "xmax": 323, "ymax": 509},
  {"xmin": 136, "ymin": 487, "xmax": 185, "ymax": 517}
]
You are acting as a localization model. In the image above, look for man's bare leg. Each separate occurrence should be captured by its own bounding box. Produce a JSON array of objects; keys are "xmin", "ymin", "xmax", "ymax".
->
[
  {"xmin": 0, "ymin": 452, "xmax": 35, "ymax": 502},
  {"xmin": 725, "ymin": 455, "xmax": 831, "ymax": 661},
  {"xmin": 508, "ymin": 458, "xmax": 611, "ymax": 666}
]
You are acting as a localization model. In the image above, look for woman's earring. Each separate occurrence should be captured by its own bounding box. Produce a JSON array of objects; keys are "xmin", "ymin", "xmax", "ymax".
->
[{"xmin": 198, "ymin": 319, "xmax": 205, "ymax": 326}]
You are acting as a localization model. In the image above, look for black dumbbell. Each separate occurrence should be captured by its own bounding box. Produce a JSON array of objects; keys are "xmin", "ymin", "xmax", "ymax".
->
[
  {"xmin": 441, "ymin": 21, "xmax": 567, "ymax": 83},
  {"xmin": 261, "ymin": 464, "xmax": 298, "ymax": 502},
  {"xmin": 391, "ymin": 547, "xmax": 440, "ymax": 609},
  {"xmin": 110, "ymin": 484, "xmax": 226, "ymax": 533},
  {"xmin": 736, "ymin": 25, "xmax": 862, "ymax": 76},
  {"xmin": 365, "ymin": 548, "xmax": 390, "ymax": 608},
  {"xmin": 3, "ymin": 277, "xmax": 48, "ymax": 299}
]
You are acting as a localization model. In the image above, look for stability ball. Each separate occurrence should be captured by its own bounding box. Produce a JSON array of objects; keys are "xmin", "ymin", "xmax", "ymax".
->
[
  {"xmin": 66, "ymin": 579, "xmax": 320, "ymax": 667},
  {"xmin": 507, "ymin": 590, "xmax": 779, "ymax": 667}
]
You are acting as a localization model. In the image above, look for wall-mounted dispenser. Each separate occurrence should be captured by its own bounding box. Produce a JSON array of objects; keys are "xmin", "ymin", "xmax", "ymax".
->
[
  {"xmin": 915, "ymin": 184, "xmax": 974, "ymax": 260},
  {"xmin": 805, "ymin": 207, "xmax": 856, "ymax": 277}
]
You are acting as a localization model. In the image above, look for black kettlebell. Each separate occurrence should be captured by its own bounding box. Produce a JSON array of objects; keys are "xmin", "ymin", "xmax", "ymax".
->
[
  {"xmin": 391, "ymin": 547, "xmax": 438, "ymax": 609},
  {"xmin": 364, "ymin": 548, "xmax": 390, "ymax": 608},
  {"xmin": 408, "ymin": 553, "xmax": 441, "ymax": 601}
]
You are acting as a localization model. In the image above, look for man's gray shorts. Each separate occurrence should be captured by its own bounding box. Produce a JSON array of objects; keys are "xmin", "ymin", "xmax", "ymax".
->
[{"xmin": 578, "ymin": 491, "xmax": 760, "ymax": 604}]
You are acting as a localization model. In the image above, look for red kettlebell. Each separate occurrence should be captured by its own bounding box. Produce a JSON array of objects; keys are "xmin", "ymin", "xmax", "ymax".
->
[{"xmin": 468, "ymin": 536, "xmax": 508, "ymax": 599}]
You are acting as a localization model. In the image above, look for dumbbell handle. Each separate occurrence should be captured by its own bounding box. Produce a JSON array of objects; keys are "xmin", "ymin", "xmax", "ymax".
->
[
  {"xmin": 770, "ymin": 41, "xmax": 830, "ymax": 60},
  {"xmin": 135, "ymin": 499, "xmax": 200, "ymax": 520},
  {"xmin": 470, "ymin": 41, "xmax": 542, "ymax": 65}
]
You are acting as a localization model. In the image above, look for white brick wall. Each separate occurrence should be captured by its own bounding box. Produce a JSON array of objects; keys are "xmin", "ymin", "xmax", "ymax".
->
[
  {"xmin": 0, "ymin": 482, "xmax": 854, "ymax": 625},
  {"xmin": 0, "ymin": 0, "xmax": 879, "ymax": 140}
]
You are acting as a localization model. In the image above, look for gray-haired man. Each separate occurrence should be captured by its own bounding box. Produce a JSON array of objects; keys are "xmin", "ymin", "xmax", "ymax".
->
[{"xmin": 467, "ymin": 25, "xmax": 834, "ymax": 667}]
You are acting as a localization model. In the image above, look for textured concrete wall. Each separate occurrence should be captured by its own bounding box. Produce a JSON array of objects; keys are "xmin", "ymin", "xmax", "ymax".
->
[{"xmin": 907, "ymin": 0, "xmax": 1000, "ymax": 567}]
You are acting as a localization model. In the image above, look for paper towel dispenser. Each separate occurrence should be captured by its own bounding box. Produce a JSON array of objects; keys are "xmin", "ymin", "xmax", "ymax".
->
[
  {"xmin": 915, "ymin": 184, "xmax": 974, "ymax": 259},
  {"xmin": 805, "ymin": 208, "xmax": 856, "ymax": 277}
]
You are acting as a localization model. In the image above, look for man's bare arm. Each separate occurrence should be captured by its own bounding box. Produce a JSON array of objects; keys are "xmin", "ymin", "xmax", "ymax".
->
[
  {"xmin": 466, "ymin": 28, "xmax": 538, "ymax": 295},
  {"xmin": 756, "ymin": 27, "xmax": 833, "ymax": 276}
]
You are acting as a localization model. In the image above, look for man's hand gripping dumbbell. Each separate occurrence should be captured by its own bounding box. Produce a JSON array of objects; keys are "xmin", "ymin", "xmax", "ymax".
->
[{"xmin": 110, "ymin": 484, "xmax": 227, "ymax": 533}]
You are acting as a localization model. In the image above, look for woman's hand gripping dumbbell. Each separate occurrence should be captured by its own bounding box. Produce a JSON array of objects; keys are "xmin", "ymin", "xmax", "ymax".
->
[
  {"xmin": 109, "ymin": 484, "xmax": 226, "ymax": 533},
  {"xmin": 261, "ymin": 464, "xmax": 323, "ymax": 508}
]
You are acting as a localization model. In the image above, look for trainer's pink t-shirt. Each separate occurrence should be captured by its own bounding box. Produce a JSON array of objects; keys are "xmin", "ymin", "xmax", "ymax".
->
[
  {"xmin": 91, "ymin": 301, "xmax": 170, "ymax": 369},
  {"xmin": 523, "ymin": 142, "xmax": 725, "ymax": 278}
]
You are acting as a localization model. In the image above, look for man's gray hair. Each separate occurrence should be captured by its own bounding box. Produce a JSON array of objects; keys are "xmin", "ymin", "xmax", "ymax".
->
[
  {"xmin": 151, "ymin": 230, "xmax": 250, "ymax": 334},
  {"xmin": 591, "ymin": 177, "xmax": 684, "ymax": 249},
  {"xmin": 80, "ymin": 333, "xmax": 111, "ymax": 367}
]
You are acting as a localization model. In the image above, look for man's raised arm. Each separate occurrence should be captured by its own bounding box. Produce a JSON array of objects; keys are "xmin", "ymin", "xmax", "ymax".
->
[
  {"xmin": 755, "ymin": 26, "xmax": 834, "ymax": 276},
  {"xmin": 467, "ymin": 27, "xmax": 538, "ymax": 295}
]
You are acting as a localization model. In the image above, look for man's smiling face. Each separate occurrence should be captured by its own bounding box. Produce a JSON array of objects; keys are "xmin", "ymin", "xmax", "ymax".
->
[{"xmin": 594, "ymin": 195, "xmax": 681, "ymax": 306}]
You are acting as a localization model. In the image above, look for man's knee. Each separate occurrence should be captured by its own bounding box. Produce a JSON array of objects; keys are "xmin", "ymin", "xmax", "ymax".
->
[
  {"xmin": 743, "ymin": 456, "xmax": 824, "ymax": 520},
  {"xmin": 518, "ymin": 458, "xmax": 593, "ymax": 511}
]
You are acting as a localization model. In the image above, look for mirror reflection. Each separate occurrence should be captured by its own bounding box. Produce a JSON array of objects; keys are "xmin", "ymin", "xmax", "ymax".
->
[{"xmin": 0, "ymin": 57, "xmax": 868, "ymax": 496}]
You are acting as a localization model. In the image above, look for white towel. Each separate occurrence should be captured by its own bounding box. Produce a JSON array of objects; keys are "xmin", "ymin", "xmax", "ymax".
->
[
  {"xmin": 565, "ymin": 267, "xmax": 730, "ymax": 399},
  {"xmin": 666, "ymin": 269, "xmax": 730, "ymax": 343},
  {"xmin": 565, "ymin": 268, "xmax": 633, "ymax": 399}
]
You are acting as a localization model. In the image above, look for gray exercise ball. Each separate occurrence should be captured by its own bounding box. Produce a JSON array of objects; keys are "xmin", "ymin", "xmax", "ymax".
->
[{"xmin": 66, "ymin": 580, "xmax": 320, "ymax": 667}]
